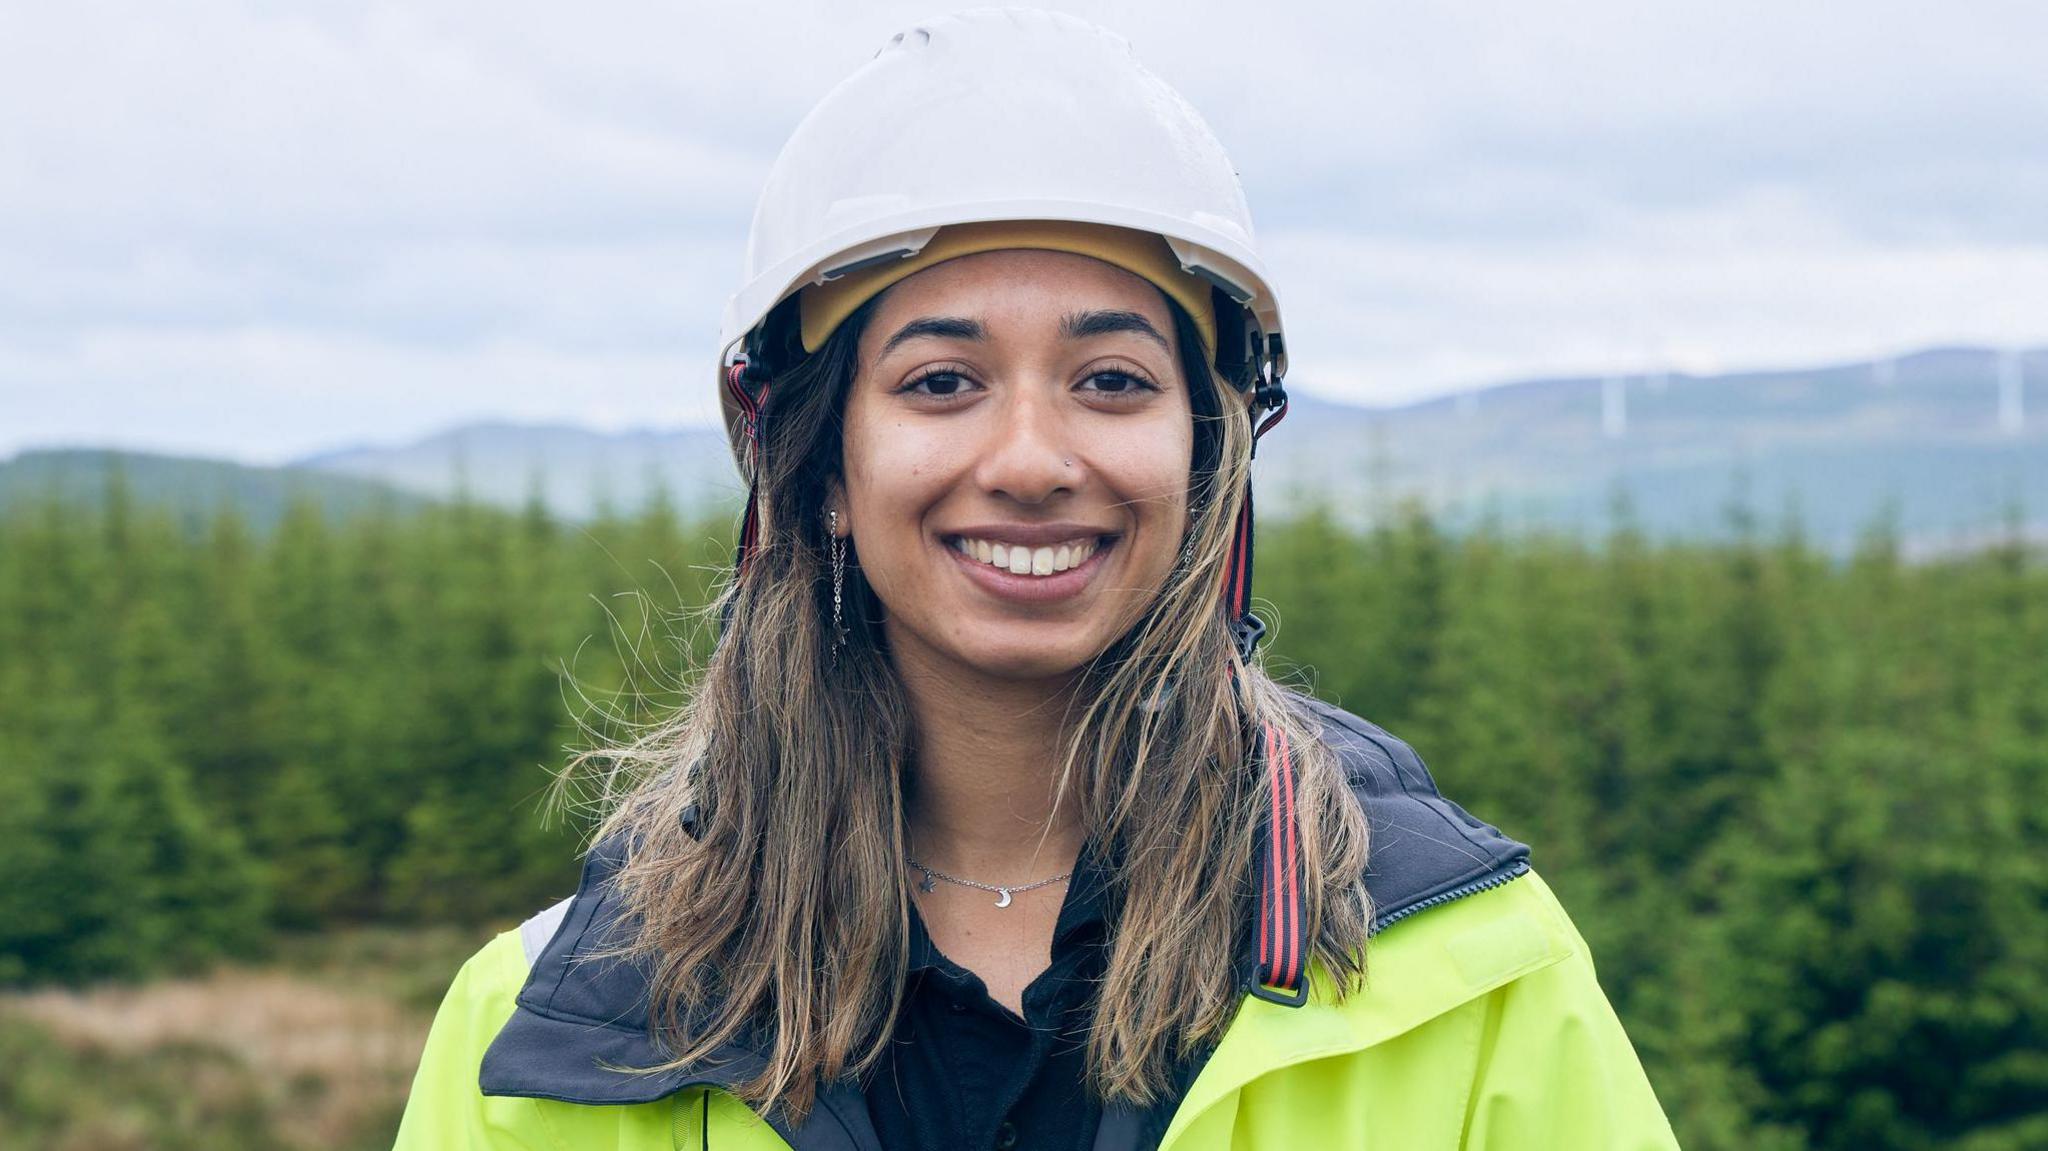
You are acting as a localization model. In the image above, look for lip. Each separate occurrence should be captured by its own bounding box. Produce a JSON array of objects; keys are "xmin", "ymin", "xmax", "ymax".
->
[{"xmin": 941, "ymin": 533, "xmax": 1118, "ymax": 604}]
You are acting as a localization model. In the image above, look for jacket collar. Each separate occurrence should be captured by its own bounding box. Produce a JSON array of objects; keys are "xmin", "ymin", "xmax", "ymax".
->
[{"xmin": 479, "ymin": 694, "xmax": 1530, "ymax": 1148}]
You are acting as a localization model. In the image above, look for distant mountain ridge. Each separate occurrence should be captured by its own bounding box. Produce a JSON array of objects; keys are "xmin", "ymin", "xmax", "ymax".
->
[
  {"xmin": 0, "ymin": 448, "xmax": 425, "ymax": 530},
  {"xmin": 296, "ymin": 420, "xmax": 740, "ymax": 521},
  {"xmin": 6, "ymin": 346, "xmax": 2041, "ymax": 554},
  {"xmin": 1259, "ymin": 345, "xmax": 2046, "ymax": 553}
]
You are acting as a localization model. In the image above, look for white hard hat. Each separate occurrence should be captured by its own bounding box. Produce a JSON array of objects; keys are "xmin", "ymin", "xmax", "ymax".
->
[{"xmin": 717, "ymin": 8, "xmax": 1287, "ymax": 407}]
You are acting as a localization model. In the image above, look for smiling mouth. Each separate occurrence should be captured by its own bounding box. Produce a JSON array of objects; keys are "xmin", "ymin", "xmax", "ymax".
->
[{"xmin": 945, "ymin": 534, "xmax": 1110, "ymax": 578}]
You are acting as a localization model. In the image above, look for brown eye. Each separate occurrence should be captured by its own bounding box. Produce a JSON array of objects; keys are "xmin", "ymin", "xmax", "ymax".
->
[
  {"xmin": 897, "ymin": 369, "xmax": 976, "ymax": 397},
  {"xmin": 1079, "ymin": 370, "xmax": 1158, "ymax": 396}
]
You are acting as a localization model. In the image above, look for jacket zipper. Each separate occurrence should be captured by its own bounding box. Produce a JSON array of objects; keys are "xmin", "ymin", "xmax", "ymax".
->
[{"xmin": 1369, "ymin": 858, "xmax": 1530, "ymax": 935}]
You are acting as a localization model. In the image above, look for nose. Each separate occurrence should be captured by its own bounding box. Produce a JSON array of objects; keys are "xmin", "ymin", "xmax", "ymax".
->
[{"xmin": 972, "ymin": 384, "xmax": 1075, "ymax": 506}]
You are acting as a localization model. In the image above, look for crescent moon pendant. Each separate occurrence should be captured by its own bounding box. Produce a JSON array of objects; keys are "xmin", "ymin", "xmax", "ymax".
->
[{"xmin": 995, "ymin": 888, "xmax": 1013, "ymax": 909}]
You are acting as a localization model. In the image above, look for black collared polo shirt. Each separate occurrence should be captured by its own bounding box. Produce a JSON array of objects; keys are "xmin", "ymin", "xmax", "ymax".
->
[{"xmin": 864, "ymin": 845, "xmax": 1190, "ymax": 1151}]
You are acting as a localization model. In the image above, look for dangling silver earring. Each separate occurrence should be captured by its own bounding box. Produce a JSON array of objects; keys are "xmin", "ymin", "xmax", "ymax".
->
[{"xmin": 828, "ymin": 509, "xmax": 848, "ymax": 653}]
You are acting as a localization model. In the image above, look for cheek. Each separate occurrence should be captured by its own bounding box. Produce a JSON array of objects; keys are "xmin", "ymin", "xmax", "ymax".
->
[
  {"xmin": 839, "ymin": 408, "xmax": 957, "ymax": 538},
  {"xmin": 1104, "ymin": 416, "xmax": 1195, "ymax": 518}
]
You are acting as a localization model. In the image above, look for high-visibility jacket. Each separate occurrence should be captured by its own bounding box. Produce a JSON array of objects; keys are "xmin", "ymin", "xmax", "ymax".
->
[{"xmin": 396, "ymin": 698, "xmax": 1680, "ymax": 1149}]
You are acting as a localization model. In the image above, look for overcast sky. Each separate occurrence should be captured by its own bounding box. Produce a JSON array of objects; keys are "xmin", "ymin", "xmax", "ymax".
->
[{"xmin": 3, "ymin": 0, "xmax": 2045, "ymax": 463}]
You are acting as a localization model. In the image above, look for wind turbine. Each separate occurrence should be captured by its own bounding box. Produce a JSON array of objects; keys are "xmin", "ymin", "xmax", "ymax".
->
[
  {"xmin": 1602, "ymin": 375, "xmax": 1627, "ymax": 439},
  {"xmin": 1998, "ymin": 348, "xmax": 2024, "ymax": 434}
]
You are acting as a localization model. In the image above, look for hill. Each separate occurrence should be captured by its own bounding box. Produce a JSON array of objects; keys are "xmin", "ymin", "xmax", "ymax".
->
[
  {"xmin": 10, "ymin": 345, "xmax": 2040, "ymax": 553},
  {"xmin": 1258, "ymin": 346, "xmax": 2047, "ymax": 553},
  {"xmin": 0, "ymin": 449, "xmax": 426, "ymax": 531},
  {"xmin": 295, "ymin": 422, "xmax": 738, "ymax": 522}
]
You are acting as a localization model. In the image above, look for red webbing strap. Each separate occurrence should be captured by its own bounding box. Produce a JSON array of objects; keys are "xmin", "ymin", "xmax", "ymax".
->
[
  {"xmin": 1225, "ymin": 482, "xmax": 1255, "ymax": 624},
  {"xmin": 1251, "ymin": 717, "xmax": 1307, "ymax": 1004},
  {"xmin": 1236, "ymin": 370, "xmax": 1304, "ymax": 1004},
  {"xmin": 725, "ymin": 360, "xmax": 769, "ymax": 579}
]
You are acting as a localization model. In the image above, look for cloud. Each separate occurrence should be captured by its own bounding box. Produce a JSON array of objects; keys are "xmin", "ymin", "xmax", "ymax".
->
[
  {"xmin": 1272, "ymin": 220, "xmax": 2048, "ymax": 405},
  {"xmin": 2, "ymin": 0, "xmax": 2045, "ymax": 459}
]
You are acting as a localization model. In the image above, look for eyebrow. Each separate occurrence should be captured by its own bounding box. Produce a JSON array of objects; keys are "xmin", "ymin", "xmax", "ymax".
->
[
  {"xmin": 1059, "ymin": 309, "xmax": 1171, "ymax": 351},
  {"xmin": 876, "ymin": 308, "xmax": 1172, "ymax": 357},
  {"xmin": 880, "ymin": 315, "xmax": 986, "ymax": 356}
]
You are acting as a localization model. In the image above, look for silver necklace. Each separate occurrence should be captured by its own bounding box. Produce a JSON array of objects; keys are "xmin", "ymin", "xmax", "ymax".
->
[{"xmin": 907, "ymin": 855, "xmax": 1072, "ymax": 909}]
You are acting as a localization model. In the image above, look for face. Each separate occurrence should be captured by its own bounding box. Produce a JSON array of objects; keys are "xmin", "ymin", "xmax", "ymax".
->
[{"xmin": 833, "ymin": 249, "xmax": 1194, "ymax": 687}]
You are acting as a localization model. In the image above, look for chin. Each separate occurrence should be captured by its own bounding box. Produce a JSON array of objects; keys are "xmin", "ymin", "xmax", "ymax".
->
[{"xmin": 942, "ymin": 628, "xmax": 1110, "ymax": 684}]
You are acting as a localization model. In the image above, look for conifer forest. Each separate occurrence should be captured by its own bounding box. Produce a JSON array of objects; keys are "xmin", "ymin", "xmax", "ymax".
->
[{"xmin": 0, "ymin": 476, "xmax": 2042, "ymax": 1150}]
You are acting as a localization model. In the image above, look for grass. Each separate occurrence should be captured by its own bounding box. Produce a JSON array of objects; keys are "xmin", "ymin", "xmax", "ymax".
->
[{"xmin": 0, "ymin": 924, "xmax": 497, "ymax": 1151}]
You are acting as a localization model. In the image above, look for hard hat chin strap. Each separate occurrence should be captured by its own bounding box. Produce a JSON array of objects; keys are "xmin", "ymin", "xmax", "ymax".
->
[
  {"xmin": 1224, "ymin": 335, "xmax": 1289, "ymax": 663},
  {"xmin": 1224, "ymin": 339, "xmax": 1309, "ymax": 1005},
  {"xmin": 725, "ymin": 356, "xmax": 771, "ymax": 582},
  {"xmin": 1234, "ymin": 332, "xmax": 1307, "ymax": 1005}
]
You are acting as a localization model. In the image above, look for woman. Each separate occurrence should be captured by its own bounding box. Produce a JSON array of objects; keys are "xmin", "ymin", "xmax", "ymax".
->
[{"xmin": 397, "ymin": 10, "xmax": 1678, "ymax": 1149}]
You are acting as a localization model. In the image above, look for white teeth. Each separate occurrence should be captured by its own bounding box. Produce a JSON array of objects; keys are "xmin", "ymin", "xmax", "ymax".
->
[{"xmin": 951, "ymin": 536, "xmax": 1101, "ymax": 578}]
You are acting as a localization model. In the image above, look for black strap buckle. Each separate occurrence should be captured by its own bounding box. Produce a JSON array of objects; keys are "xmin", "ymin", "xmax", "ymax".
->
[
  {"xmin": 1250, "ymin": 378, "xmax": 1289, "ymax": 453},
  {"xmin": 1230, "ymin": 613, "xmax": 1267, "ymax": 661},
  {"xmin": 1248, "ymin": 978, "xmax": 1310, "ymax": 1007}
]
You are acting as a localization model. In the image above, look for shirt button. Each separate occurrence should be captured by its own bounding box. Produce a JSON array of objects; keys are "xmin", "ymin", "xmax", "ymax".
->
[
  {"xmin": 949, "ymin": 999, "xmax": 970, "ymax": 1014},
  {"xmin": 993, "ymin": 1120, "xmax": 1018, "ymax": 1150}
]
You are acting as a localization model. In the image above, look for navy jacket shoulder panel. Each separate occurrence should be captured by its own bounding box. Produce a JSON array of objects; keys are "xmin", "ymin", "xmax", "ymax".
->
[
  {"xmin": 479, "ymin": 835, "xmax": 872, "ymax": 1145},
  {"xmin": 478, "ymin": 834, "xmax": 716, "ymax": 1104},
  {"xmin": 1285, "ymin": 693, "xmax": 1530, "ymax": 931}
]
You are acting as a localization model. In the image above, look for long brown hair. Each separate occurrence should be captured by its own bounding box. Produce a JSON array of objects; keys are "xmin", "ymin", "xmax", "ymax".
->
[{"xmin": 579, "ymin": 290, "xmax": 1372, "ymax": 1120}]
